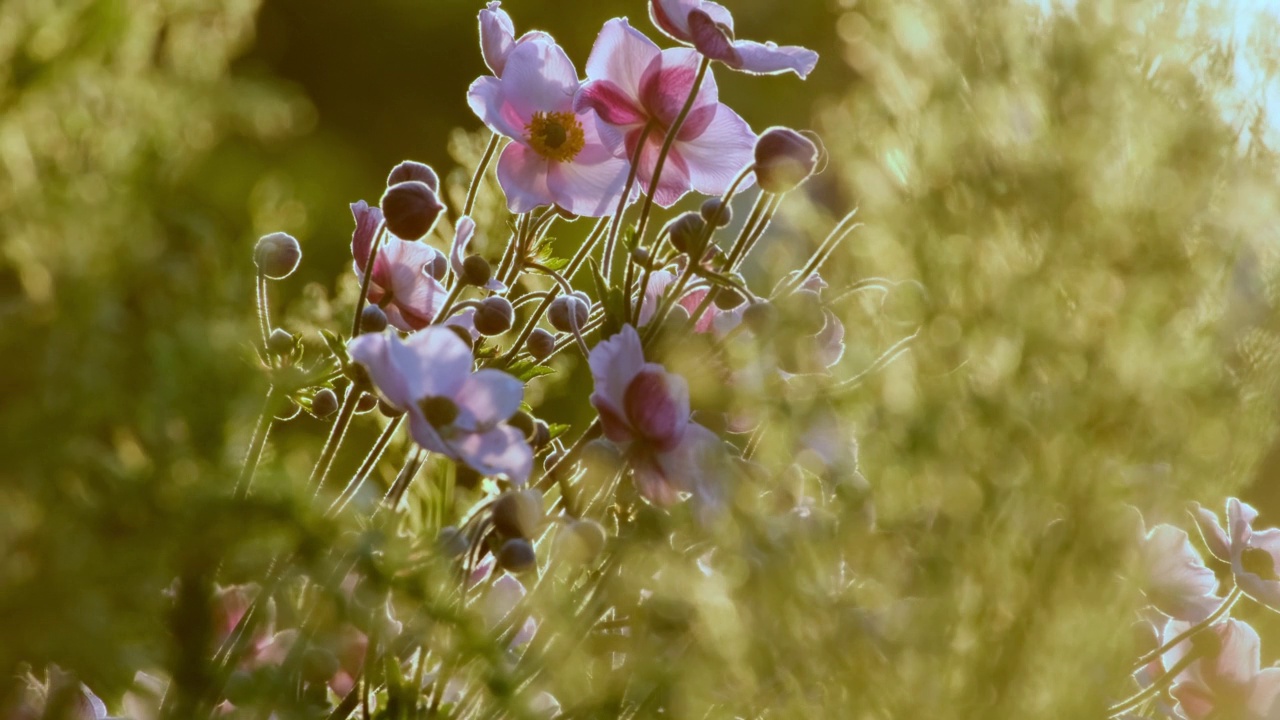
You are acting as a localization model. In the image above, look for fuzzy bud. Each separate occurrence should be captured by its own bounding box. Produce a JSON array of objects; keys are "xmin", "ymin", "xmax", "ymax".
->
[
  {"xmin": 492, "ymin": 489, "xmax": 544, "ymax": 539},
  {"xmin": 526, "ymin": 328, "xmax": 556, "ymax": 361},
  {"xmin": 462, "ymin": 255, "xmax": 493, "ymax": 286},
  {"xmin": 254, "ymin": 232, "xmax": 302, "ymax": 279},
  {"xmin": 360, "ymin": 304, "xmax": 388, "ymax": 334},
  {"xmin": 267, "ymin": 328, "xmax": 295, "ymax": 357},
  {"xmin": 547, "ymin": 294, "xmax": 589, "ymax": 333},
  {"xmin": 532, "ymin": 420, "xmax": 550, "ymax": 448},
  {"xmin": 474, "ymin": 296, "xmax": 514, "ymax": 336},
  {"xmin": 497, "ymin": 537, "xmax": 537, "ymax": 574},
  {"xmin": 631, "ymin": 247, "xmax": 653, "ymax": 268},
  {"xmin": 700, "ymin": 197, "xmax": 732, "ymax": 227},
  {"xmin": 311, "ymin": 388, "xmax": 339, "ymax": 418},
  {"xmin": 508, "ymin": 410, "xmax": 537, "ymax": 440},
  {"xmin": 557, "ymin": 518, "xmax": 607, "ymax": 564},
  {"xmin": 743, "ymin": 301, "xmax": 777, "ymax": 333},
  {"xmin": 354, "ymin": 392, "xmax": 378, "ymax": 414},
  {"xmin": 714, "ymin": 284, "xmax": 746, "ymax": 310},
  {"xmin": 754, "ymin": 127, "xmax": 820, "ymax": 194},
  {"xmin": 664, "ymin": 212, "xmax": 707, "ymax": 255},
  {"xmin": 380, "ymin": 181, "xmax": 444, "ymax": 240},
  {"xmin": 386, "ymin": 160, "xmax": 440, "ymax": 192}
]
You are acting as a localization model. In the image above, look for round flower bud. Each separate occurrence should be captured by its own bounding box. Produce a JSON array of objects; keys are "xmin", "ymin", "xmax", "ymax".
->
[
  {"xmin": 700, "ymin": 197, "xmax": 732, "ymax": 227},
  {"xmin": 429, "ymin": 253, "xmax": 449, "ymax": 281},
  {"xmin": 378, "ymin": 398, "xmax": 404, "ymax": 418},
  {"xmin": 360, "ymin": 304, "xmax": 388, "ymax": 334},
  {"xmin": 714, "ymin": 285, "xmax": 746, "ymax": 310},
  {"xmin": 474, "ymin": 297, "xmax": 514, "ymax": 336},
  {"xmin": 508, "ymin": 410, "xmax": 537, "ymax": 440},
  {"xmin": 526, "ymin": 328, "xmax": 556, "ymax": 361},
  {"xmin": 557, "ymin": 518, "xmax": 607, "ymax": 564},
  {"xmin": 547, "ymin": 295, "xmax": 588, "ymax": 333},
  {"xmin": 532, "ymin": 421, "xmax": 550, "ymax": 448},
  {"xmin": 311, "ymin": 388, "xmax": 339, "ymax": 418},
  {"xmin": 631, "ymin": 247, "xmax": 653, "ymax": 268},
  {"xmin": 267, "ymin": 328, "xmax": 295, "ymax": 357},
  {"xmin": 224, "ymin": 670, "xmax": 257, "ymax": 706},
  {"xmin": 445, "ymin": 324, "xmax": 474, "ymax": 349},
  {"xmin": 254, "ymin": 232, "xmax": 302, "ymax": 280},
  {"xmin": 664, "ymin": 212, "xmax": 706, "ymax": 255},
  {"xmin": 438, "ymin": 525, "xmax": 469, "ymax": 558},
  {"xmin": 462, "ymin": 255, "xmax": 492, "ymax": 286},
  {"xmin": 380, "ymin": 181, "xmax": 444, "ymax": 240},
  {"xmin": 754, "ymin": 127, "xmax": 820, "ymax": 194},
  {"xmin": 354, "ymin": 392, "xmax": 378, "ymax": 414},
  {"xmin": 497, "ymin": 538, "xmax": 537, "ymax": 574},
  {"xmin": 386, "ymin": 160, "xmax": 440, "ymax": 192},
  {"xmin": 492, "ymin": 489, "xmax": 544, "ymax": 539},
  {"xmin": 742, "ymin": 301, "xmax": 777, "ymax": 333}
]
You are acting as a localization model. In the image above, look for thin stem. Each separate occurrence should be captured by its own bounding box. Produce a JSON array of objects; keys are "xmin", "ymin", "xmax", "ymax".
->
[
  {"xmin": 382, "ymin": 448, "xmax": 427, "ymax": 511},
  {"xmin": 309, "ymin": 385, "xmax": 362, "ymax": 494},
  {"xmin": 604, "ymin": 121, "xmax": 656, "ymax": 283},
  {"xmin": 828, "ymin": 329, "xmax": 920, "ymax": 396},
  {"xmin": 532, "ymin": 419, "xmax": 601, "ymax": 517},
  {"xmin": 435, "ymin": 282, "xmax": 467, "ymax": 322},
  {"xmin": 1132, "ymin": 587, "xmax": 1242, "ymax": 671},
  {"xmin": 351, "ymin": 222, "xmax": 387, "ymax": 338},
  {"xmin": 773, "ymin": 210, "xmax": 862, "ymax": 298},
  {"xmin": 513, "ymin": 290, "xmax": 554, "ymax": 309},
  {"xmin": 1108, "ymin": 650, "xmax": 1201, "ymax": 717},
  {"xmin": 234, "ymin": 387, "xmax": 279, "ymax": 499},
  {"xmin": 463, "ymin": 133, "xmax": 501, "ymax": 218},
  {"xmin": 327, "ymin": 415, "xmax": 404, "ymax": 517},
  {"xmin": 723, "ymin": 192, "xmax": 770, "ymax": 270},
  {"xmin": 726, "ymin": 193, "xmax": 781, "ymax": 272},
  {"xmin": 256, "ymin": 273, "xmax": 272, "ymax": 349}
]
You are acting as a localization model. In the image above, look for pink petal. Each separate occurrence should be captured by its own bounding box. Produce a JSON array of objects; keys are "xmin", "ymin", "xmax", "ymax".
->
[
  {"xmin": 1228, "ymin": 498, "xmax": 1259, "ymax": 549},
  {"xmin": 1170, "ymin": 680, "xmax": 1217, "ymax": 720},
  {"xmin": 671, "ymin": 103, "xmax": 756, "ymax": 197},
  {"xmin": 583, "ymin": 18, "xmax": 660, "ymax": 111},
  {"xmin": 449, "ymin": 424, "xmax": 534, "ymax": 484},
  {"xmin": 454, "ymin": 369, "xmax": 524, "ymax": 430},
  {"xmin": 726, "ymin": 39, "xmax": 820, "ymax": 78},
  {"xmin": 1202, "ymin": 619, "xmax": 1261, "ymax": 692},
  {"xmin": 497, "ymin": 143, "xmax": 555, "ymax": 213},
  {"xmin": 589, "ymin": 324, "xmax": 646, "ymax": 440},
  {"xmin": 577, "ymin": 80, "xmax": 649, "ymax": 127},
  {"xmin": 1142, "ymin": 524, "xmax": 1220, "ymax": 622},
  {"xmin": 545, "ymin": 117, "xmax": 632, "ymax": 217},
  {"xmin": 1191, "ymin": 502, "xmax": 1231, "ymax": 562},
  {"xmin": 623, "ymin": 364, "xmax": 690, "ymax": 451},
  {"xmin": 649, "ymin": 0, "xmax": 696, "ymax": 41},
  {"xmin": 638, "ymin": 134, "xmax": 693, "ymax": 207},
  {"xmin": 699, "ymin": 0, "xmax": 735, "ymax": 30},
  {"xmin": 348, "ymin": 332, "xmax": 414, "ymax": 409},
  {"xmin": 499, "ymin": 37, "xmax": 580, "ymax": 116},
  {"xmin": 653, "ymin": 421, "xmax": 724, "ymax": 502},
  {"xmin": 639, "ymin": 47, "xmax": 719, "ymax": 127},
  {"xmin": 687, "ymin": 9, "xmax": 738, "ymax": 65},
  {"xmin": 479, "ymin": 2, "xmax": 516, "ymax": 76},
  {"xmin": 467, "ymin": 75, "xmax": 528, "ymax": 140},
  {"xmin": 816, "ymin": 309, "xmax": 846, "ymax": 368},
  {"xmin": 631, "ymin": 450, "xmax": 685, "ymax": 506},
  {"xmin": 450, "ymin": 215, "xmax": 475, "ymax": 277},
  {"xmin": 639, "ymin": 270, "xmax": 676, "ymax": 326},
  {"xmin": 350, "ymin": 200, "xmax": 383, "ymax": 269},
  {"xmin": 401, "ymin": 326, "xmax": 475, "ymax": 398},
  {"xmin": 1249, "ymin": 668, "xmax": 1280, "ymax": 716},
  {"xmin": 380, "ymin": 239, "xmax": 447, "ymax": 330},
  {"xmin": 679, "ymin": 289, "xmax": 717, "ymax": 333},
  {"xmin": 407, "ymin": 406, "xmax": 450, "ymax": 455}
]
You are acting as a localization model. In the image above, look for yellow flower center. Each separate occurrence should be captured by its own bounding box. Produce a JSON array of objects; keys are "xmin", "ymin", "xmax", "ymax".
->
[{"xmin": 526, "ymin": 111, "xmax": 585, "ymax": 162}]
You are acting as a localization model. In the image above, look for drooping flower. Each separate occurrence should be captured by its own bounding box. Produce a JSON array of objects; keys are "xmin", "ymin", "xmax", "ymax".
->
[
  {"xmin": 468, "ymin": 37, "xmax": 631, "ymax": 216},
  {"xmin": 588, "ymin": 324, "xmax": 726, "ymax": 505},
  {"xmin": 577, "ymin": 19, "xmax": 756, "ymax": 208},
  {"xmin": 450, "ymin": 216, "xmax": 506, "ymax": 292},
  {"xmin": 348, "ymin": 327, "xmax": 533, "ymax": 483},
  {"xmin": 1192, "ymin": 499, "xmax": 1280, "ymax": 610},
  {"xmin": 478, "ymin": 1, "xmax": 551, "ymax": 77},
  {"xmin": 350, "ymin": 201, "xmax": 448, "ymax": 331},
  {"xmin": 1138, "ymin": 524, "xmax": 1222, "ymax": 622},
  {"xmin": 1161, "ymin": 618, "xmax": 1280, "ymax": 720},
  {"xmin": 649, "ymin": 0, "xmax": 819, "ymax": 78}
]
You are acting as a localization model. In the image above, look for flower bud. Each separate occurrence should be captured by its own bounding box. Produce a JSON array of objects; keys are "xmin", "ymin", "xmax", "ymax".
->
[
  {"xmin": 380, "ymin": 181, "xmax": 444, "ymax": 240},
  {"xmin": 547, "ymin": 295, "xmax": 588, "ymax": 333},
  {"xmin": 311, "ymin": 388, "xmax": 339, "ymax": 418},
  {"xmin": 492, "ymin": 489, "xmax": 544, "ymax": 539},
  {"xmin": 462, "ymin": 255, "xmax": 493, "ymax": 286},
  {"xmin": 700, "ymin": 197, "xmax": 732, "ymax": 227},
  {"xmin": 526, "ymin": 328, "xmax": 556, "ymax": 361},
  {"xmin": 557, "ymin": 518, "xmax": 607, "ymax": 564},
  {"xmin": 360, "ymin": 304, "xmax": 388, "ymax": 334},
  {"xmin": 254, "ymin": 232, "xmax": 302, "ymax": 279},
  {"xmin": 267, "ymin": 328, "xmax": 295, "ymax": 357},
  {"xmin": 631, "ymin": 247, "xmax": 653, "ymax": 268},
  {"xmin": 354, "ymin": 392, "xmax": 378, "ymax": 414},
  {"xmin": 754, "ymin": 127, "xmax": 820, "ymax": 194},
  {"xmin": 532, "ymin": 420, "xmax": 550, "ymax": 448},
  {"xmin": 302, "ymin": 647, "xmax": 341, "ymax": 684},
  {"xmin": 664, "ymin": 212, "xmax": 706, "ymax": 255},
  {"xmin": 386, "ymin": 160, "xmax": 440, "ymax": 192},
  {"xmin": 714, "ymin": 285, "xmax": 746, "ymax": 310},
  {"xmin": 474, "ymin": 296, "xmax": 514, "ymax": 336},
  {"xmin": 507, "ymin": 410, "xmax": 536, "ymax": 439},
  {"xmin": 497, "ymin": 537, "xmax": 537, "ymax": 574},
  {"xmin": 742, "ymin": 301, "xmax": 777, "ymax": 333}
]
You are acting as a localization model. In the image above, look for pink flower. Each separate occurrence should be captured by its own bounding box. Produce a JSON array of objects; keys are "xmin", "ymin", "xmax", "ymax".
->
[
  {"xmin": 478, "ymin": 2, "xmax": 552, "ymax": 77},
  {"xmin": 350, "ymin": 201, "xmax": 448, "ymax": 331},
  {"xmin": 450, "ymin": 216, "xmax": 506, "ymax": 292},
  {"xmin": 348, "ymin": 327, "xmax": 533, "ymax": 484},
  {"xmin": 588, "ymin": 324, "xmax": 726, "ymax": 505},
  {"xmin": 1162, "ymin": 619, "xmax": 1280, "ymax": 719},
  {"xmin": 577, "ymin": 19, "xmax": 756, "ymax": 208},
  {"xmin": 1193, "ymin": 499, "xmax": 1280, "ymax": 610},
  {"xmin": 1138, "ymin": 524, "xmax": 1222, "ymax": 622},
  {"xmin": 468, "ymin": 37, "xmax": 631, "ymax": 216},
  {"xmin": 649, "ymin": 0, "xmax": 819, "ymax": 78},
  {"xmin": 637, "ymin": 269, "xmax": 720, "ymax": 332}
]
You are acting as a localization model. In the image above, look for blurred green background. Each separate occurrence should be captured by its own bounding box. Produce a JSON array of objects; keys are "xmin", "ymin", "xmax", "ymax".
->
[{"xmin": 6, "ymin": 0, "xmax": 1280, "ymax": 717}]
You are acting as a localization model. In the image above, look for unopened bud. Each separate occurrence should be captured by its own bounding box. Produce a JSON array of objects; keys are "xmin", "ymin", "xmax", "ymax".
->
[
  {"xmin": 254, "ymin": 232, "xmax": 302, "ymax": 280},
  {"xmin": 700, "ymin": 197, "xmax": 733, "ymax": 227},
  {"xmin": 497, "ymin": 537, "xmax": 537, "ymax": 573},
  {"xmin": 508, "ymin": 410, "xmax": 537, "ymax": 440},
  {"xmin": 526, "ymin": 328, "xmax": 556, "ymax": 361},
  {"xmin": 492, "ymin": 489, "xmax": 544, "ymax": 539},
  {"xmin": 558, "ymin": 518, "xmax": 607, "ymax": 564},
  {"xmin": 311, "ymin": 388, "xmax": 339, "ymax": 418},
  {"xmin": 386, "ymin": 160, "xmax": 440, "ymax": 193},
  {"xmin": 742, "ymin": 301, "xmax": 776, "ymax": 333},
  {"xmin": 380, "ymin": 181, "xmax": 444, "ymax": 240},
  {"xmin": 631, "ymin": 247, "xmax": 653, "ymax": 268},
  {"xmin": 360, "ymin": 304, "xmax": 388, "ymax": 334},
  {"xmin": 354, "ymin": 392, "xmax": 378, "ymax": 414},
  {"xmin": 547, "ymin": 295, "xmax": 588, "ymax": 333},
  {"xmin": 754, "ymin": 127, "xmax": 820, "ymax": 194},
  {"xmin": 714, "ymin": 285, "xmax": 746, "ymax": 310},
  {"xmin": 462, "ymin": 255, "xmax": 493, "ymax": 286},
  {"xmin": 532, "ymin": 421, "xmax": 550, "ymax": 448},
  {"xmin": 664, "ymin": 212, "xmax": 706, "ymax": 255},
  {"xmin": 267, "ymin": 328, "xmax": 295, "ymax": 357},
  {"xmin": 302, "ymin": 648, "xmax": 341, "ymax": 684},
  {"xmin": 474, "ymin": 296, "xmax": 514, "ymax": 336}
]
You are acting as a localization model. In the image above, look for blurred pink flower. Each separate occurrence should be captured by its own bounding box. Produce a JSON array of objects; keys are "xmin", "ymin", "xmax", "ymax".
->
[
  {"xmin": 648, "ymin": 0, "xmax": 819, "ymax": 78},
  {"xmin": 350, "ymin": 201, "xmax": 448, "ymax": 331},
  {"xmin": 589, "ymin": 324, "xmax": 725, "ymax": 505},
  {"xmin": 348, "ymin": 327, "xmax": 533, "ymax": 484},
  {"xmin": 1193, "ymin": 499, "xmax": 1280, "ymax": 611},
  {"xmin": 1138, "ymin": 524, "xmax": 1222, "ymax": 622},
  {"xmin": 478, "ymin": 1, "xmax": 551, "ymax": 77},
  {"xmin": 468, "ymin": 37, "xmax": 631, "ymax": 216},
  {"xmin": 1162, "ymin": 619, "xmax": 1280, "ymax": 719},
  {"xmin": 577, "ymin": 18, "xmax": 756, "ymax": 207}
]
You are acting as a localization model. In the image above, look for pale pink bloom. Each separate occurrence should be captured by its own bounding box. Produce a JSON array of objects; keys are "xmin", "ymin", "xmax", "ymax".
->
[
  {"xmin": 450, "ymin": 216, "xmax": 506, "ymax": 292},
  {"xmin": 1162, "ymin": 619, "xmax": 1280, "ymax": 719},
  {"xmin": 478, "ymin": 2, "xmax": 551, "ymax": 77},
  {"xmin": 638, "ymin": 270, "xmax": 717, "ymax": 331},
  {"xmin": 468, "ymin": 37, "xmax": 630, "ymax": 216},
  {"xmin": 348, "ymin": 327, "xmax": 534, "ymax": 484},
  {"xmin": 649, "ymin": 0, "xmax": 819, "ymax": 78},
  {"xmin": 577, "ymin": 19, "xmax": 756, "ymax": 207},
  {"xmin": 351, "ymin": 201, "xmax": 448, "ymax": 331},
  {"xmin": 1193, "ymin": 499, "xmax": 1280, "ymax": 611},
  {"xmin": 469, "ymin": 555, "xmax": 538, "ymax": 646},
  {"xmin": 588, "ymin": 324, "xmax": 726, "ymax": 505},
  {"xmin": 1138, "ymin": 524, "xmax": 1222, "ymax": 622}
]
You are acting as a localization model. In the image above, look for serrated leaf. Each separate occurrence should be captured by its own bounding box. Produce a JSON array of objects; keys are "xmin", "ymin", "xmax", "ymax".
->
[
  {"xmin": 546, "ymin": 423, "xmax": 570, "ymax": 441},
  {"xmin": 319, "ymin": 329, "xmax": 348, "ymax": 361},
  {"xmin": 508, "ymin": 359, "xmax": 556, "ymax": 382},
  {"xmin": 539, "ymin": 256, "xmax": 570, "ymax": 272}
]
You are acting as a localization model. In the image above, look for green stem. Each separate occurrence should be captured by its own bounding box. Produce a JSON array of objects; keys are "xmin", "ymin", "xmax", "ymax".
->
[
  {"xmin": 604, "ymin": 121, "xmax": 656, "ymax": 283},
  {"xmin": 256, "ymin": 272, "xmax": 272, "ymax": 350},
  {"xmin": 772, "ymin": 210, "xmax": 862, "ymax": 298},
  {"xmin": 726, "ymin": 193, "xmax": 781, "ymax": 271},
  {"xmin": 308, "ymin": 385, "xmax": 362, "ymax": 495},
  {"xmin": 463, "ymin": 133, "xmax": 501, "ymax": 218},
  {"xmin": 1132, "ymin": 586, "xmax": 1242, "ymax": 671},
  {"xmin": 327, "ymin": 415, "xmax": 403, "ymax": 517},
  {"xmin": 351, "ymin": 222, "xmax": 387, "ymax": 338},
  {"xmin": 233, "ymin": 387, "xmax": 279, "ymax": 499}
]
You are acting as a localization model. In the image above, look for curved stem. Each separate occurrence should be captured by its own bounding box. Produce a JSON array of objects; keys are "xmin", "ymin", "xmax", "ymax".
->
[
  {"xmin": 463, "ymin": 133, "xmax": 501, "ymax": 218},
  {"xmin": 327, "ymin": 415, "xmax": 403, "ymax": 517},
  {"xmin": 308, "ymin": 385, "xmax": 362, "ymax": 495},
  {"xmin": 351, "ymin": 222, "xmax": 387, "ymax": 338},
  {"xmin": 1108, "ymin": 650, "xmax": 1201, "ymax": 717},
  {"xmin": 233, "ymin": 387, "xmax": 279, "ymax": 500},
  {"xmin": 1132, "ymin": 586, "xmax": 1242, "ymax": 671},
  {"xmin": 256, "ymin": 272, "xmax": 272, "ymax": 350},
  {"xmin": 604, "ymin": 121, "xmax": 656, "ymax": 283},
  {"xmin": 772, "ymin": 210, "xmax": 862, "ymax": 298},
  {"xmin": 726, "ymin": 193, "xmax": 781, "ymax": 272}
]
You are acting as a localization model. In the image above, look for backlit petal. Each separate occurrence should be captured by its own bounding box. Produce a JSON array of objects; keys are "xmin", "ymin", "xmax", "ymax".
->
[{"xmin": 497, "ymin": 143, "xmax": 555, "ymax": 213}]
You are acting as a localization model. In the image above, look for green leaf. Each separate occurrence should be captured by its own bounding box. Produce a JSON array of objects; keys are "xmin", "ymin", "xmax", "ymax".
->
[
  {"xmin": 508, "ymin": 359, "xmax": 556, "ymax": 382},
  {"xmin": 546, "ymin": 423, "xmax": 570, "ymax": 441},
  {"xmin": 539, "ymin": 256, "xmax": 570, "ymax": 272},
  {"xmin": 319, "ymin": 329, "xmax": 348, "ymax": 361}
]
